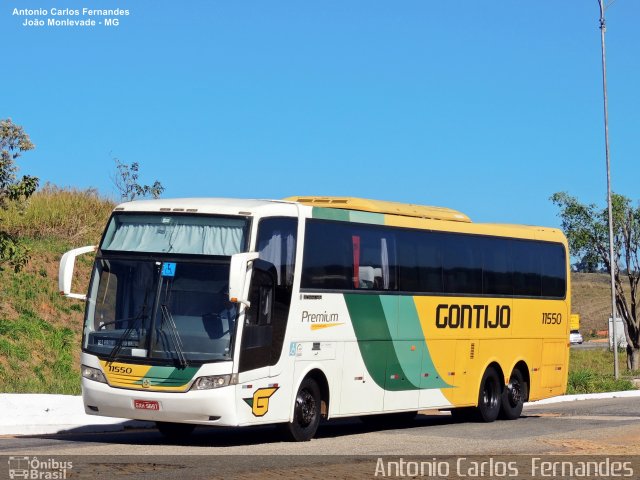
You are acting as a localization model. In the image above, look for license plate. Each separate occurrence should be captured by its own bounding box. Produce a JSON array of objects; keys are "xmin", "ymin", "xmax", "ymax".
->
[{"xmin": 134, "ymin": 400, "xmax": 160, "ymax": 411}]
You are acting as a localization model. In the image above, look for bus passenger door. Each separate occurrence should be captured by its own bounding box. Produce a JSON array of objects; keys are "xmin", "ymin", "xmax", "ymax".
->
[{"xmin": 237, "ymin": 261, "xmax": 277, "ymax": 382}]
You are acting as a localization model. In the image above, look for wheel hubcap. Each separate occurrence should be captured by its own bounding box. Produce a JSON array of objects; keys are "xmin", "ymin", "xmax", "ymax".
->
[
  {"xmin": 296, "ymin": 389, "xmax": 316, "ymax": 427},
  {"xmin": 508, "ymin": 379, "xmax": 522, "ymax": 407}
]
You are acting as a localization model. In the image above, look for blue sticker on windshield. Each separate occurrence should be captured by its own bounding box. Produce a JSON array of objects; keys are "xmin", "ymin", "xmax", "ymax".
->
[{"xmin": 162, "ymin": 262, "xmax": 176, "ymax": 277}]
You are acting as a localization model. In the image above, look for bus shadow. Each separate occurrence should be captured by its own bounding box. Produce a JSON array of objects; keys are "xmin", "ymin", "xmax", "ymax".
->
[{"xmin": 27, "ymin": 412, "xmax": 461, "ymax": 448}]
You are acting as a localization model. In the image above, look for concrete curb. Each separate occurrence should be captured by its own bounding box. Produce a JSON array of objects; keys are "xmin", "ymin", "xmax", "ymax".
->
[
  {"xmin": 0, "ymin": 394, "xmax": 152, "ymax": 436},
  {"xmin": 2, "ymin": 390, "xmax": 639, "ymax": 436},
  {"xmin": 525, "ymin": 389, "xmax": 640, "ymax": 405}
]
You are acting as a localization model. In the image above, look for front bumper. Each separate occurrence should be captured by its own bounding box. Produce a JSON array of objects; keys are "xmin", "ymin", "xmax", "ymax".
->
[{"xmin": 82, "ymin": 377, "xmax": 238, "ymax": 426}]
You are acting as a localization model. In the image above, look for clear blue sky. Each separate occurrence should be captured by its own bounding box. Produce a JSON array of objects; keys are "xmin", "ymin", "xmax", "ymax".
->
[{"xmin": 3, "ymin": 1, "xmax": 639, "ymax": 227}]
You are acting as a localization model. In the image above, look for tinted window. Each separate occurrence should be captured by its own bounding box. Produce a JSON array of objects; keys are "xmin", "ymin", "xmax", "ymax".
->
[
  {"xmin": 540, "ymin": 242, "xmax": 566, "ymax": 298},
  {"xmin": 301, "ymin": 218, "xmax": 565, "ymax": 299},
  {"xmin": 442, "ymin": 233, "xmax": 482, "ymax": 294},
  {"xmin": 483, "ymin": 237, "xmax": 513, "ymax": 295},
  {"xmin": 512, "ymin": 240, "xmax": 541, "ymax": 296},
  {"xmin": 302, "ymin": 220, "xmax": 396, "ymax": 291},
  {"xmin": 397, "ymin": 230, "xmax": 443, "ymax": 293},
  {"xmin": 302, "ymin": 221, "xmax": 353, "ymax": 289},
  {"xmin": 352, "ymin": 225, "xmax": 397, "ymax": 290}
]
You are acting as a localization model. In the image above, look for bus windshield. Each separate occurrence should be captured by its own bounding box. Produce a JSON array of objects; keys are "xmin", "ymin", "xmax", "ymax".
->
[{"xmin": 84, "ymin": 258, "xmax": 237, "ymax": 363}]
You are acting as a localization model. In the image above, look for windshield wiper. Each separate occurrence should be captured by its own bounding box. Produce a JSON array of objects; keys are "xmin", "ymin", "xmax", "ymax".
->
[
  {"xmin": 99, "ymin": 315, "xmax": 145, "ymax": 330},
  {"xmin": 160, "ymin": 304, "xmax": 189, "ymax": 368},
  {"xmin": 106, "ymin": 310, "xmax": 146, "ymax": 364}
]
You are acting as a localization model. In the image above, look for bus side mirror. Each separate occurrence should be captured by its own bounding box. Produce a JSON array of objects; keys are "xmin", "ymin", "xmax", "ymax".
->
[
  {"xmin": 229, "ymin": 252, "xmax": 260, "ymax": 307},
  {"xmin": 59, "ymin": 245, "xmax": 97, "ymax": 300}
]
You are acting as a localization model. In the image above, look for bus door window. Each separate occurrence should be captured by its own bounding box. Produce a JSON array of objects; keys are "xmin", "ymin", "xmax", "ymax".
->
[
  {"xmin": 241, "ymin": 265, "xmax": 275, "ymax": 357},
  {"xmin": 239, "ymin": 217, "xmax": 297, "ymax": 372}
]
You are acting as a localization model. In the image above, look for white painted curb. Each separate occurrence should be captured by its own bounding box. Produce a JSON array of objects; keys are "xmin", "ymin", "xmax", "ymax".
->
[
  {"xmin": 526, "ymin": 389, "xmax": 640, "ymax": 405},
  {"xmin": 0, "ymin": 394, "xmax": 151, "ymax": 436}
]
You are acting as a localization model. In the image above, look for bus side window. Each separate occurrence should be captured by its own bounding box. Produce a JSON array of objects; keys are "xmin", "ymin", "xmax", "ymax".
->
[{"xmin": 352, "ymin": 230, "xmax": 396, "ymax": 291}]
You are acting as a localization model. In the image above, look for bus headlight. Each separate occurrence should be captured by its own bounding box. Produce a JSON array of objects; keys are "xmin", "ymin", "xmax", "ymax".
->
[
  {"xmin": 191, "ymin": 375, "xmax": 231, "ymax": 390},
  {"xmin": 81, "ymin": 365, "xmax": 107, "ymax": 384}
]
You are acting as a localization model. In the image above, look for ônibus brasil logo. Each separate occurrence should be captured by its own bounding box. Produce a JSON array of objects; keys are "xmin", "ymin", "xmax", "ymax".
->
[{"xmin": 8, "ymin": 456, "xmax": 73, "ymax": 479}]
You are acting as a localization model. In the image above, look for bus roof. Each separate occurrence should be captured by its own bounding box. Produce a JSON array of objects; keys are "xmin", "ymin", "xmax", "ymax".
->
[
  {"xmin": 284, "ymin": 196, "xmax": 472, "ymax": 223},
  {"xmin": 113, "ymin": 197, "xmax": 286, "ymax": 215},
  {"xmin": 112, "ymin": 197, "xmax": 565, "ymax": 243}
]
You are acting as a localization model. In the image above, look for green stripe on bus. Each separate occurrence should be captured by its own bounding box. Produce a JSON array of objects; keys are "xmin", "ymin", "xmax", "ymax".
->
[
  {"xmin": 312, "ymin": 207, "xmax": 385, "ymax": 225},
  {"xmin": 349, "ymin": 210, "xmax": 385, "ymax": 225},
  {"xmin": 344, "ymin": 294, "xmax": 418, "ymax": 391},
  {"xmin": 134, "ymin": 365, "xmax": 199, "ymax": 387},
  {"xmin": 397, "ymin": 296, "xmax": 451, "ymax": 389},
  {"xmin": 312, "ymin": 207, "xmax": 351, "ymax": 222},
  {"xmin": 344, "ymin": 294, "xmax": 451, "ymax": 391}
]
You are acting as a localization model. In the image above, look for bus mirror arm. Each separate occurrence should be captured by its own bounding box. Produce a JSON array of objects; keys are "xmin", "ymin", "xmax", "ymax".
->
[
  {"xmin": 229, "ymin": 252, "xmax": 260, "ymax": 307},
  {"xmin": 59, "ymin": 245, "xmax": 97, "ymax": 300}
]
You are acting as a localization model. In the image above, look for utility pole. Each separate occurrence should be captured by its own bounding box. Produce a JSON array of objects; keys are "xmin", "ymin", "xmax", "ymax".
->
[{"xmin": 597, "ymin": 0, "xmax": 619, "ymax": 379}]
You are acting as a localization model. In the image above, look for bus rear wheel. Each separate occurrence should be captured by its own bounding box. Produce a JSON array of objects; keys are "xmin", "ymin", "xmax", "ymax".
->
[
  {"xmin": 475, "ymin": 367, "xmax": 502, "ymax": 422},
  {"xmin": 156, "ymin": 421, "xmax": 196, "ymax": 440},
  {"xmin": 500, "ymin": 369, "xmax": 527, "ymax": 420},
  {"xmin": 282, "ymin": 377, "xmax": 321, "ymax": 441}
]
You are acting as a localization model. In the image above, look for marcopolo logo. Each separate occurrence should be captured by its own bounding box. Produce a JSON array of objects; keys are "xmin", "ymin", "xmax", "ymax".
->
[{"xmin": 8, "ymin": 456, "xmax": 73, "ymax": 479}]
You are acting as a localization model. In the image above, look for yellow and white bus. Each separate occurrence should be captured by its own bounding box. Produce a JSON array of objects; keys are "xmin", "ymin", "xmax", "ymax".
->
[{"xmin": 59, "ymin": 196, "xmax": 570, "ymax": 441}]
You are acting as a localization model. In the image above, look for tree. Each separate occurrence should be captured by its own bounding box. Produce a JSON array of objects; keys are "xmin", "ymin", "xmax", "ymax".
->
[
  {"xmin": 573, "ymin": 253, "xmax": 601, "ymax": 273},
  {"xmin": 551, "ymin": 192, "xmax": 640, "ymax": 370},
  {"xmin": 112, "ymin": 158, "xmax": 164, "ymax": 202},
  {"xmin": 0, "ymin": 119, "xmax": 39, "ymax": 271}
]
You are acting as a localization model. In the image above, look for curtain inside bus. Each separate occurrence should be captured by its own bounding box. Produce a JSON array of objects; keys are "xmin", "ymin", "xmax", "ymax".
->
[{"xmin": 101, "ymin": 215, "xmax": 247, "ymax": 255}]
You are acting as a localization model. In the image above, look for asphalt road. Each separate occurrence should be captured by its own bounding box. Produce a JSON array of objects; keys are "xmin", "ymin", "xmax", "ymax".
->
[{"xmin": 1, "ymin": 397, "xmax": 639, "ymax": 479}]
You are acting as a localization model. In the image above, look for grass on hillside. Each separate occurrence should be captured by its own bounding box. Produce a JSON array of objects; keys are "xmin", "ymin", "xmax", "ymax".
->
[
  {"xmin": 0, "ymin": 186, "xmax": 112, "ymax": 394},
  {"xmin": 568, "ymin": 349, "xmax": 637, "ymax": 394},
  {"xmin": 570, "ymin": 272, "xmax": 612, "ymax": 337},
  {"xmin": 0, "ymin": 183, "xmax": 114, "ymax": 244}
]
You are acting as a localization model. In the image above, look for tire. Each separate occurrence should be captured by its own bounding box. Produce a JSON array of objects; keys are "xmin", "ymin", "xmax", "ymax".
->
[
  {"xmin": 475, "ymin": 367, "xmax": 502, "ymax": 422},
  {"xmin": 156, "ymin": 421, "xmax": 196, "ymax": 440},
  {"xmin": 282, "ymin": 377, "xmax": 321, "ymax": 441},
  {"xmin": 500, "ymin": 369, "xmax": 527, "ymax": 420}
]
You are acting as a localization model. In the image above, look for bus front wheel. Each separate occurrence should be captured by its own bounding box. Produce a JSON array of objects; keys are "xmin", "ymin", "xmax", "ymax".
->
[
  {"xmin": 500, "ymin": 369, "xmax": 527, "ymax": 420},
  {"xmin": 282, "ymin": 377, "xmax": 321, "ymax": 441},
  {"xmin": 476, "ymin": 367, "xmax": 502, "ymax": 422}
]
